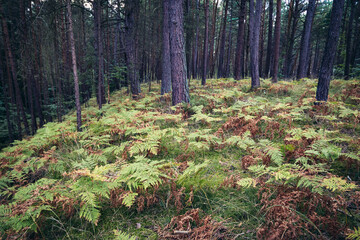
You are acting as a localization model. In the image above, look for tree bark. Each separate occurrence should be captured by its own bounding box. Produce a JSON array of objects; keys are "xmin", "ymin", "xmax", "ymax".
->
[
  {"xmin": 265, "ymin": 0, "xmax": 273, "ymax": 78},
  {"xmin": 217, "ymin": 0, "xmax": 229, "ymax": 78},
  {"xmin": 259, "ymin": 0, "xmax": 266, "ymax": 77},
  {"xmin": 94, "ymin": 0, "xmax": 106, "ymax": 107},
  {"xmin": 193, "ymin": 0, "xmax": 200, "ymax": 79},
  {"xmin": 271, "ymin": 0, "xmax": 281, "ymax": 83},
  {"xmin": 125, "ymin": 0, "xmax": 141, "ymax": 99},
  {"xmin": 0, "ymin": 2, "xmax": 30, "ymax": 137},
  {"xmin": 161, "ymin": 0, "xmax": 172, "ymax": 94},
  {"xmin": 344, "ymin": 0, "xmax": 355, "ymax": 80},
  {"xmin": 249, "ymin": 0, "xmax": 262, "ymax": 89},
  {"xmin": 316, "ymin": 0, "xmax": 345, "ymax": 102},
  {"xmin": 208, "ymin": 0, "xmax": 219, "ymax": 79},
  {"xmin": 234, "ymin": 0, "xmax": 246, "ymax": 80},
  {"xmin": 67, "ymin": 0, "xmax": 82, "ymax": 131},
  {"xmin": 169, "ymin": 0, "xmax": 190, "ymax": 105},
  {"xmin": 297, "ymin": 0, "xmax": 316, "ymax": 80},
  {"xmin": 202, "ymin": 0, "xmax": 209, "ymax": 85}
]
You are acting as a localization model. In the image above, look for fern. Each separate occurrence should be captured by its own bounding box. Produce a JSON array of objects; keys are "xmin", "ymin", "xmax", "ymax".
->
[
  {"xmin": 114, "ymin": 230, "xmax": 137, "ymax": 240},
  {"xmin": 347, "ymin": 227, "xmax": 360, "ymax": 240}
]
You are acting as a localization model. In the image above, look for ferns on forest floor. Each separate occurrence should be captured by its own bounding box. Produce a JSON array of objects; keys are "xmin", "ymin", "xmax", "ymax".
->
[{"xmin": 0, "ymin": 79, "xmax": 359, "ymax": 239}]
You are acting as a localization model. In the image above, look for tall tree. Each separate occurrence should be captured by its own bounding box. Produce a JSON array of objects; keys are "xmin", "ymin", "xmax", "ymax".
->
[
  {"xmin": 0, "ymin": 2, "xmax": 30, "ymax": 137},
  {"xmin": 344, "ymin": 0, "xmax": 355, "ymax": 80},
  {"xmin": 169, "ymin": 0, "xmax": 190, "ymax": 105},
  {"xmin": 264, "ymin": 0, "xmax": 273, "ymax": 78},
  {"xmin": 202, "ymin": 0, "xmax": 209, "ymax": 85},
  {"xmin": 217, "ymin": 0, "xmax": 229, "ymax": 78},
  {"xmin": 249, "ymin": 0, "xmax": 263, "ymax": 89},
  {"xmin": 297, "ymin": 0, "xmax": 317, "ymax": 80},
  {"xmin": 67, "ymin": 0, "xmax": 81, "ymax": 131},
  {"xmin": 94, "ymin": 0, "xmax": 106, "ymax": 108},
  {"xmin": 316, "ymin": 0, "xmax": 345, "ymax": 102},
  {"xmin": 193, "ymin": 0, "xmax": 200, "ymax": 79},
  {"xmin": 208, "ymin": 0, "xmax": 219, "ymax": 78},
  {"xmin": 161, "ymin": 0, "xmax": 172, "ymax": 94},
  {"xmin": 271, "ymin": 0, "xmax": 281, "ymax": 83},
  {"xmin": 234, "ymin": 0, "xmax": 247, "ymax": 80},
  {"xmin": 125, "ymin": 0, "xmax": 141, "ymax": 98}
]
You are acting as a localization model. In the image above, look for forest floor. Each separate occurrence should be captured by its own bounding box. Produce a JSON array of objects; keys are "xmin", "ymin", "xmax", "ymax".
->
[{"xmin": 1, "ymin": 78, "xmax": 360, "ymax": 239}]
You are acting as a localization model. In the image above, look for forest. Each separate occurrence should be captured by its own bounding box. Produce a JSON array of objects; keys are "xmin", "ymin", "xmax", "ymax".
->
[{"xmin": 0, "ymin": 0, "xmax": 360, "ymax": 239}]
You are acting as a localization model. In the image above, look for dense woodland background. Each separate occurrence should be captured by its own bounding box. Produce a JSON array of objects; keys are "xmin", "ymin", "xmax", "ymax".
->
[{"xmin": 0, "ymin": 0, "xmax": 360, "ymax": 148}]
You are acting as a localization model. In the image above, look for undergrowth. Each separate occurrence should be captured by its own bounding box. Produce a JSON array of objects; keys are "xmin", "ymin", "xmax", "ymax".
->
[{"xmin": 0, "ymin": 78, "xmax": 359, "ymax": 239}]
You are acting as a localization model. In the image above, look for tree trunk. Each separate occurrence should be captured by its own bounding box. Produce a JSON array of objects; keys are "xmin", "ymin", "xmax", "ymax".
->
[
  {"xmin": 0, "ymin": 2, "xmax": 30, "ymax": 137},
  {"xmin": 0, "ymin": 56, "xmax": 13, "ymax": 142},
  {"xmin": 316, "ymin": 0, "xmax": 345, "ymax": 102},
  {"xmin": 193, "ymin": 0, "xmax": 200, "ymax": 79},
  {"xmin": 161, "ymin": 0, "xmax": 172, "ymax": 94},
  {"xmin": 249, "ymin": 0, "xmax": 262, "ymax": 89},
  {"xmin": 264, "ymin": 0, "xmax": 273, "ymax": 78},
  {"xmin": 283, "ymin": 0, "xmax": 299, "ymax": 79},
  {"xmin": 217, "ymin": 0, "xmax": 229, "ymax": 78},
  {"xmin": 67, "ymin": 0, "xmax": 82, "ymax": 131},
  {"xmin": 234, "ymin": 0, "xmax": 246, "ymax": 80},
  {"xmin": 169, "ymin": 0, "xmax": 190, "ymax": 105},
  {"xmin": 208, "ymin": 0, "xmax": 219, "ymax": 79},
  {"xmin": 259, "ymin": 0, "xmax": 266, "ymax": 77},
  {"xmin": 125, "ymin": 0, "xmax": 141, "ymax": 99},
  {"xmin": 225, "ymin": 3, "xmax": 234, "ymax": 78},
  {"xmin": 297, "ymin": 0, "xmax": 316, "ymax": 80},
  {"xmin": 271, "ymin": 0, "xmax": 281, "ymax": 83},
  {"xmin": 202, "ymin": 0, "xmax": 209, "ymax": 85},
  {"xmin": 344, "ymin": 0, "xmax": 355, "ymax": 80}
]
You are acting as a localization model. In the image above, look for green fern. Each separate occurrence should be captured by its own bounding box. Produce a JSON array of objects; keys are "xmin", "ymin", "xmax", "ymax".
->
[
  {"xmin": 114, "ymin": 230, "xmax": 137, "ymax": 240},
  {"xmin": 347, "ymin": 227, "xmax": 360, "ymax": 240}
]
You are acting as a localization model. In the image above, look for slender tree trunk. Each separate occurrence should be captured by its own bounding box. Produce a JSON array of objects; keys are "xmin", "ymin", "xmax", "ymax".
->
[
  {"xmin": 0, "ymin": 3, "xmax": 30, "ymax": 137},
  {"xmin": 234, "ymin": 0, "xmax": 246, "ymax": 80},
  {"xmin": 225, "ymin": 3, "xmax": 234, "ymax": 78},
  {"xmin": 259, "ymin": 0, "xmax": 266, "ymax": 77},
  {"xmin": 265, "ymin": 0, "xmax": 273, "ymax": 78},
  {"xmin": 169, "ymin": 0, "xmax": 189, "ymax": 105},
  {"xmin": 208, "ymin": 0, "xmax": 219, "ymax": 79},
  {"xmin": 161, "ymin": 0, "xmax": 172, "ymax": 94},
  {"xmin": 297, "ymin": 0, "xmax": 316, "ymax": 80},
  {"xmin": 217, "ymin": 0, "xmax": 229, "ymax": 78},
  {"xmin": 67, "ymin": 0, "xmax": 82, "ymax": 131},
  {"xmin": 193, "ymin": 0, "xmax": 200, "ymax": 79},
  {"xmin": 284, "ymin": 0, "xmax": 299, "ymax": 78},
  {"xmin": 249, "ymin": 0, "xmax": 263, "ymax": 89},
  {"xmin": 316, "ymin": 0, "xmax": 345, "ymax": 102},
  {"xmin": 344, "ymin": 0, "xmax": 355, "ymax": 80},
  {"xmin": 202, "ymin": 0, "xmax": 209, "ymax": 85},
  {"xmin": 125, "ymin": 0, "xmax": 141, "ymax": 98},
  {"xmin": 0, "ymin": 56, "xmax": 13, "ymax": 142},
  {"xmin": 271, "ymin": 0, "xmax": 281, "ymax": 83}
]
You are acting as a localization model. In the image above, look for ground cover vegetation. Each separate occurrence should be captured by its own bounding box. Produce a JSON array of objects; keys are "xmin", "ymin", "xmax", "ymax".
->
[{"xmin": 0, "ymin": 78, "xmax": 359, "ymax": 239}]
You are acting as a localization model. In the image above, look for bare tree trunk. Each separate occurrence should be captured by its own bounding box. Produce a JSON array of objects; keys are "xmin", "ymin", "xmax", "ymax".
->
[
  {"xmin": 225, "ymin": 3, "xmax": 234, "ymax": 78},
  {"xmin": 234, "ymin": 0, "xmax": 246, "ymax": 80},
  {"xmin": 0, "ymin": 56, "xmax": 13, "ymax": 142},
  {"xmin": 297, "ymin": 0, "xmax": 316, "ymax": 80},
  {"xmin": 161, "ymin": 0, "xmax": 172, "ymax": 94},
  {"xmin": 217, "ymin": 0, "xmax": 229, "ymax": 78},
  {"xmin": 272, "ymin": 0, "xmax": 281, "ymax": 83},
  {"xmin": 0, "ymin": 2, "xmax": 30, "ymax": 137},
  {"xmin": 202, "ymin": 0, "xmax": 209, "ymax": 85},
  {"xmin": 193, "ymin": 0, "xmax": 200, "ymax": 79},
  {"xmin": 208, "ymin": 0, "xmax": 219, "ymax": 79},
  {"xmin": 249, "ymin": 0, "xmax": 262, "ymax": 89},
  {"xmin": 316, "ymin": 0, "xmax": 345, "ymax": 102},
  {"xmin": 67, "ymin": 0, "xmax": 82, "ymax": 131},
  {"xmin": 344, "ymin": 0, "xmax": 355, "ymax": 80},
  {"xmin": 169, "ymin": 0, "xmax": 189, "ymax": 105},
  {"xmin": 265, "ymin": 0, "xmax": 273, "ymax": 78},
  {"xmin": 125, "ymin": 0, "xmax": 141, "ymax": 99},
  {"xmin": 259, "ymin": 0, "xmax": 266, "ymax": 77}
]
